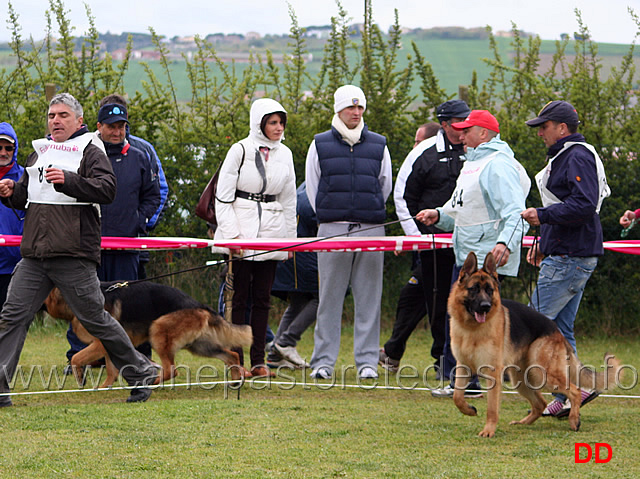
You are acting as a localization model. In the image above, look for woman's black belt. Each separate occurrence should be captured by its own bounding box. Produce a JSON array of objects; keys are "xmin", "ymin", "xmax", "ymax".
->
[{"xmin": 236, "ymin": 190, "xmax": 276, "ymax": 202}]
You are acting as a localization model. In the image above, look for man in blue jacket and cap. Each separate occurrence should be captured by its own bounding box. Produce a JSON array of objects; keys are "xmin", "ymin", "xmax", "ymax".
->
[{"xmin": 521, "ymin": 100, "xmax": 609, "ymax": 418}]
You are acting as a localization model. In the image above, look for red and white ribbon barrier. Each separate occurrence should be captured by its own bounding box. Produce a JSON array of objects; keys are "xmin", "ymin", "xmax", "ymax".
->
[{"xmin": 1, "ymin": 234, "xmax": 640, "ymax": 254}]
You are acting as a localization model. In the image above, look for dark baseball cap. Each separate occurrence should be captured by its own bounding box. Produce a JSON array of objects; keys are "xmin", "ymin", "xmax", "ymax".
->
[
  {"xmin": 436, "ymin": 100, "xmax": 471, "ymax": 121},
  {"xmin": 97, "ymin": 103, "xmax": 128, "ymax": 124},
  {"xmin": 525, "ymin": 100, "xmax": 579, "ymax": 127}
]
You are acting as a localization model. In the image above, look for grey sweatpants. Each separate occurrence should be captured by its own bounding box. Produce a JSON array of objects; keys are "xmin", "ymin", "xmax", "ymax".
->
[
  {"xmin": 310, "ymin": 223, "xmax": 384, "ymax": 373},
  {"xmin": 0, "ymin": 257, "xmax": 157, "ymax": 405}
]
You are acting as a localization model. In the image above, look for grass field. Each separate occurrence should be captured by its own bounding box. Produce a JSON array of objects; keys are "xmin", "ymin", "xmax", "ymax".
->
[{"xmin": 1, "ymin": 318, "xmax": 638, "ymax": 478}]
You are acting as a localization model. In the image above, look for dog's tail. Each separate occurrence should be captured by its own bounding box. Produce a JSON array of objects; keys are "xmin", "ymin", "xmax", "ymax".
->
[
  {"xmin": 209, "ymin": 313, "xmax": 253, "ymax": 348},
  {"xmin": 570, "ymin": 349, "xmax": 622, "ymax": 392}
]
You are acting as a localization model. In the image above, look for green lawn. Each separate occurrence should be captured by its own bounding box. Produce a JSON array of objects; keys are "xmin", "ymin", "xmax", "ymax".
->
[{"xmin": 0, "ymin": 319, "xmax": 638, "ymax": 477}]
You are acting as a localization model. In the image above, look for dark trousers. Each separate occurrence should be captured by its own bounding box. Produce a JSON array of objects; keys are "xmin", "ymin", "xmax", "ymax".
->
[
  {"xmin": 383, "ymin": 248, "xmax": 455, "ymax": 363},
  {"xmin": 0, "ymin": 274, "xmax": 12, "ymax": 311},
  {"xmin": 231, "ymin": 260, "xmax": 277, "ymax": 367},
  {"xmin": 383, "ymin": 274, "xmax": 426, "ymax": 361},
  {"xmin": 420, "ymin": 248, "xmax": 456, "ymax": 363}
]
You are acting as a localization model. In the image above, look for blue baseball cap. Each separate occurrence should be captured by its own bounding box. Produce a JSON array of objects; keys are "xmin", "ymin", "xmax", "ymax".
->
[
  {"xmin": 98, "ymin": 103, "xmax": 128, "ymax": 124},
  {"xmin": 526, "ymin": 100, "xmax": 579, "ymax": 127}
]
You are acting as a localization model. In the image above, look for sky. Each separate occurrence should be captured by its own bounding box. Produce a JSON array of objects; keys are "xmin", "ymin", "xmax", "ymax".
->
[{"xmin": 1, "ymin": 0, "xmax": 638, "ymax": 45}]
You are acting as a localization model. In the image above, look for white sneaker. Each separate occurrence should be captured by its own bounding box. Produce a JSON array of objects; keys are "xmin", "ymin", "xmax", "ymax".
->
[
  {"xmin": 274, "ymin": 343, "xmax": 310, "ymax": 368},
  {"xmin": 431, "ymin": 384, "xmax": 482, "ymax": 398},
  {"xmin": 266, "ymin": 358, "xmax": 296, "ymax": 369},
  {"xmin": 359, "ymin": 366, "xmax": 379, "ymax": 379},
  {"xmin": 310, "ymin": 367, "xmax": 332, "ymax": 379}
]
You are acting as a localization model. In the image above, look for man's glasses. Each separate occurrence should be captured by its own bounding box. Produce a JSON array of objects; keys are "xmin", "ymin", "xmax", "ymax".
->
[{"xmin": 0, "ymin": 145, "xmax": 14, "ymax": 152}]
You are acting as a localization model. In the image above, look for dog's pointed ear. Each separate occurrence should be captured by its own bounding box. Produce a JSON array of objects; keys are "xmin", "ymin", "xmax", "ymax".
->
[
  {"xmin": 459, "ymin": 252, "xmax": 478, "ymax": 281},
  {"xmin": 483, "ymin": 252, "xmax": 497, "ymax": 276}
]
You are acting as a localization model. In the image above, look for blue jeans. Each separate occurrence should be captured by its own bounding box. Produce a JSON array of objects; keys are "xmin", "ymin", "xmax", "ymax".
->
[{"xmin": 529, "ymin": 255, "xmax": 597, "ymax": 355}]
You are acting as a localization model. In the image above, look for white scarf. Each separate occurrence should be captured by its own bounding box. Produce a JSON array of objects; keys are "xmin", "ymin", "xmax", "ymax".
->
[{"xmin": 331, "ymin": 114, "xmax": 364, "ymax": 146}]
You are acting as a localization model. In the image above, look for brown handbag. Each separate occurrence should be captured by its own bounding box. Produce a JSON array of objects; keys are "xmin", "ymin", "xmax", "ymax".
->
[{"xmin": 195, "ymin": 144, "xmax": 245, "ymax": 225}]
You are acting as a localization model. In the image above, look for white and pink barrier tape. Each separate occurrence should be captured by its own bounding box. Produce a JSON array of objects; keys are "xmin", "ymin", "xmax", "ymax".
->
[{"xmin": 1, "ymin": 234, "xmax": 639, "ymax": 254}]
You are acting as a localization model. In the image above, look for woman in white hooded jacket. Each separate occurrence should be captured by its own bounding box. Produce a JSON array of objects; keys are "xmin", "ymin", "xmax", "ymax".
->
[{"xmin": 214, "ymin": 98, "xmax": 296, "ymax": 378}]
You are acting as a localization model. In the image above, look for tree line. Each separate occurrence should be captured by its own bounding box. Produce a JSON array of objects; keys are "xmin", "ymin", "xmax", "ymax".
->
[{"xmin": 2, "ymin": 0, "xmax": 640, "ymax": 332}]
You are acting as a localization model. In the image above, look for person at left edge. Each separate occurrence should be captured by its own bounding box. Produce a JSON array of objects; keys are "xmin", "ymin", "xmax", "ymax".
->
[
  {"xmin": 213, "ymin": 98, "xmax": 297, "ymax": 379},
  {"xmin": 0, "ymin": 93, "xmax": 158, "ymax": 406},
  {"xmin": 0, "ymin": 123, "xmax": 24, "ymax": 308}
]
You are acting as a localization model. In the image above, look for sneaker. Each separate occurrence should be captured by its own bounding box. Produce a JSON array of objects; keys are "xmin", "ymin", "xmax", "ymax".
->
[
  {"xmin": 274, "ymin": 343, "xmax": 310, "ymax": 368},
  {"xmin": 431, "ymin": 384, "xmax": 483, "ymax": 399},
  {"xmin": 267, "ymin": 358, "xmax": 297, "ymax": 369},
  {"xmin": 378, "ymin": 348, "xmax": 400, "ymax": 373},
  {"xmin": 556, "ymin": 389, "xmax": 600, "ymax": 419},
  {"xmin": 542, "ymin": 398, "xmax": 567, "ymax": 417},
  {"xmin": 265, "ymin": 341, "xmax": 274, "ymax": 354},
  {"xmin": 359, "ymin": 366, "xmax": 379, "ymax": 380},
  {"xmin": 310, "ymin": 367, "xmax": 332, "ymax": 379}
]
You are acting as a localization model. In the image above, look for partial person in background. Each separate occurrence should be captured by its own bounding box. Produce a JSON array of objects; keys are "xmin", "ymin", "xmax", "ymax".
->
[
  {"xmin": 0, "ymin": 123, "xmax": 24, "ymax": 308},
  {"xmin": 214, "ymin": 98, "xmax": 297, "ymax": 379},
  {"xmin": 620, "ymin": 208, "xmax": 640, "ymax": 230},
  {"xmin": 382, "ymin": 101, "xmax": 470, "ymax": 378},
  {"xmin": 378, "ymin": 121, "xmax": 440, "ymax": 373},
  {"xmin": 95, "ymin": 101, "xmax": 161, "ymax": 281},
  {"xmin": 268, "ymin": 181, "xmax": 318, "ymax": 369},
  {"xmin": 98, "ymin": 94, "xmax": 169, "ymax": 252},
  {"xmin": 306, "ymin": 85, "xmax": 392, "ymax": 380}
]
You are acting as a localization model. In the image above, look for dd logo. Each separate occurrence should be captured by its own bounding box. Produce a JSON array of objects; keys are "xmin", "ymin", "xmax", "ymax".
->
[{"xmin": 575, "ymin": 443, "xmax": 612, "ymax": 463}]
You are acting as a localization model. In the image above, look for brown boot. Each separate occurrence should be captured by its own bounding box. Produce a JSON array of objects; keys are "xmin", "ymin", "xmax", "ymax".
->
[{"xmin": 250, "ymin": 365, "xmax": 275, "ymax": 378}]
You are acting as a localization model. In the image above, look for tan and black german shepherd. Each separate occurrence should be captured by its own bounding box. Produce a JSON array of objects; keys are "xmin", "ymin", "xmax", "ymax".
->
[
  {"xmin": 44, "ymin": 281, "xmax": 252, "ymax": 387},
  {"xmin": 448, "ymin": 251, "xmax": 622, "ymax": 437}
]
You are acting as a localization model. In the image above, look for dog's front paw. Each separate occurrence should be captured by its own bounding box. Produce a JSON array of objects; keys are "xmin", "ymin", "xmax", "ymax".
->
[{"xmin": 478, "ymin": 427, "xmax": 496, "ymax": 438}]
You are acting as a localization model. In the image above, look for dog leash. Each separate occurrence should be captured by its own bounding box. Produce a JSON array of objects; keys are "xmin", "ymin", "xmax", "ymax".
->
[{"xmin": 105, "ymin": 215, "xmax": 423, "ymax": 290}]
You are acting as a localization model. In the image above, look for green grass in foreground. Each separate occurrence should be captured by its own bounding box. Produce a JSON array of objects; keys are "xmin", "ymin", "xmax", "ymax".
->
[{"xmin": 0, "ymin": 321, "xmax": 638, "ymax": 478}]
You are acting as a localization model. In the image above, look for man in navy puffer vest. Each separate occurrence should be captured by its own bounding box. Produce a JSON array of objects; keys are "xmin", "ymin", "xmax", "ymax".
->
[{"xmin": 305, "ymin": 85, "xmax": 392, "ymax": 380}]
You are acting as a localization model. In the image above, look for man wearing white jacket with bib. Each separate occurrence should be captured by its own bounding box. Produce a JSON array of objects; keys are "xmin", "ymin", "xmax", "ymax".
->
[{"xmin": 417, "ymin": 109, "xmax": 530, "ymax": 396}]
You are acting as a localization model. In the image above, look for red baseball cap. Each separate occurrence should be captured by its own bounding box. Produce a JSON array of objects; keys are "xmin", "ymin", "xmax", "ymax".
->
[{"xmin": 451, "ymin": 110, "xmax": 500, "ymax": 133}]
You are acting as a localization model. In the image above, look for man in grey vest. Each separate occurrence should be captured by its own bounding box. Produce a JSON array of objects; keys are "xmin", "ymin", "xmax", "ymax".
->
[{"xmin": 305, "ymin": 85, "xmax": 392, "ymax": 380}]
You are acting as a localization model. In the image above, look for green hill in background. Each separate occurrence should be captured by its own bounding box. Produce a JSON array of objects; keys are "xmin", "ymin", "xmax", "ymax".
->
[
  {"xmin": 2, "ymin": 28, "xmax": 638, "ymax": 104},
  {"xmin": 120, "ymin": 33, "xmax": 640, "ymax": 103}
]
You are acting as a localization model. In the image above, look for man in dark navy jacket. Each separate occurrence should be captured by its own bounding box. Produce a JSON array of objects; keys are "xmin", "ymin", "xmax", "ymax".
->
[
  {"xmin": 305, "ymin": 85, "xmax": 392, "ymax": 380},
  {"xmin": 522, "ymin": 100, "xmax": 610, "ymax": 417},
  {"xmin": 95, "ymin": 102, "xmax": 160, "ymax": 280}
]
